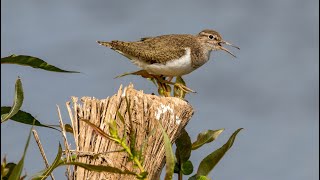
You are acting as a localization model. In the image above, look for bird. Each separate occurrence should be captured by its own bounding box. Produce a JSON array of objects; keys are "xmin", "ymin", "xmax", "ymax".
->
[{"xmin": 97, "ymin": 29, "xmax": 239, "ymax": 93}]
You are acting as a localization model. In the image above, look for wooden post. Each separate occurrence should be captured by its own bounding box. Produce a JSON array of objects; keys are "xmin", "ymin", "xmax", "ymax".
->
[{"xmin": 67, "ymin": 84, "xmax": 194, "ymax": 180}]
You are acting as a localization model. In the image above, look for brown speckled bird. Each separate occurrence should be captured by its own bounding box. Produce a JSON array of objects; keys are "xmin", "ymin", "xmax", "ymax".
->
[{"xmin": 97, "ymin": 29, "xmax": 239, "ymax": 82}]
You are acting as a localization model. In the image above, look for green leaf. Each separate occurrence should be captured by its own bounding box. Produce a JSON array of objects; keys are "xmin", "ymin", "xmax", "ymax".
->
[
  {"xmin": 192, "ymin": 129, "xmax": 224, "ymax": 150},
  {"xmin": 33, "ymin": 143, "xmax": 63, "ymax": 180},
  {"xmin": 1, "ymin": 54, "xmax": 79, "ymax": 73},
  {"xmin": 188, "ymin": 175, "xmax": 211, "ymax": 180},
  {"xmin": 1, "ymin": 107, "xmax": 59, "ymax": 131},
  {"xmin": 2, "ymin": 163, "xmax": 16, "ymax": 180},
  {"xmin": 32, "ymin": 144, "xmax": 137, "ymax": 179},
  {"xmin": 125, "ymin": 97, "xmax": 137, "ymax": 157},
  {"xmin": 8, "ymin": 125, "xmax": 33, "ymax": 180},
  {"xmin": 174, "ymin": 163, "xmax": 180, "ymax": 173},
  {"xmin": 1, "ymin": 78, "xmax": 24, "ymax": 123},
  {"xmin": 80, "ymin": 119, "xmax": 118, "ymax": 142},
  {"xmin": 196, "ymin": 128, "xmax": 243, "ymax": 176},
  {"xmin": 63, "ymin": 162, "xmax": 137, "ymax": 175},
  {"xmin": 136, "ymin": 171, "xmax": 148, "ymax": 179},
  {"xmin": 181, "ymin": 160, "xmax": 193, "ymax": 175},
  {"xmin": 64, "ymin": 124, "xmax": 73, "ymax": 134},
  {"xmin": 117, "ymin": 111, "xmax": 125, "ymax": 124},
  {"xmin": 109, "ymin": 119, "xmax": 118, "ymax": 138},
  {"xmin": 197, "ymin": 176, "xmax": 211, "ymax": 180},
  {"xmin": 137, "ymin": 128, "xmax": 156, "ymax": 164},
  {"xmin": 158, "ymin": 122, "xmax": 175, "ymax": 180},
  {"xmin": 116, "ymin": 111, "xmax": 127, "ymax": 142},
  {"xmin": 175, "ymin": 128, "xmax": 192, "ymax": 164}
]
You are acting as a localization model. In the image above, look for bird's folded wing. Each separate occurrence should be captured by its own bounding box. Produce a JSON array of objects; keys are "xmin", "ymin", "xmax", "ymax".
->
[
  {"xmin": 110, "ymin": 41, "xmax": 187, "ymax": 64},
  {"xmin": 136, "ymin": 48, "xmax": 187, "ymax": 64}
]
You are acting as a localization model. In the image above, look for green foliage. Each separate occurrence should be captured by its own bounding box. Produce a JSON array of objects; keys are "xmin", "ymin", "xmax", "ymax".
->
[
  {"xmin": 7, "ymin": 125, "xmax": 33, "ymax": 180},
  {"xmin": 63, "ymin": 162, "xmax": 137, "ymax": 175},
  {"xmin": 125, "ymin": 97, "xmax": 138, "ymax": 159},
  {"xmin": 175, "ymin": 129, "xmax": 192, "ymax": 163},
  {"xmin": 79, "ymin": 106, "xmax": 149, "ymax": 179},
  {"xmin": 188, "ymin": 175, "xmax": 211, "ymax": 180},
  {"xmin": 192, "ymin": 129, "xmax": 224, "ymax": 150},
  {"xmin": 1, "ymin": 54, "xmax": 77, "ymax": 127},
  {"xmin": 64, "ymin": 124, "xmax": 74, "ymax": 133},
  {"xmin": 33, "ymin": 143, "xmax": 63, "ymax": 180},
  {"xmin": 1, "ymin": 55, "xmax": 79, "ymax": 73},
  {"xmin": 1, "ymin": 78, "xmax": 24, "ymax": 123},
  {"xmin": 1, "ymin": 53, "xmax": 243, "ymax": 180},
  {"xmin": 1, "ymin": 157, "xmax": 17, "ymax": 180},
  {"xmin": 175, "ymin": 128, "xmax": 193, "ymax": 179},
  {"xmin": 158, "ymin": 122, "xmax": 175, "ymax": 180},
  {"xmin": 1, "ymin": 54, "xmax": 78, "ymax": 179},
  {"xmin": 181, "ymin": 160, "xmax": 193, "ymax": 175},
  {"xmin": 1, "ymin": 107, "xmax": 59, "ymax": 131},
  {"xmin": 108, "ymin": 119, "xmax": 118, "ymax": 138},
  {"xmin": 195, "ymin": 128, "xmax": 243, "ymax": 178},
  {"xmin": 137, "ymin": 128, "xmax": 156, "ymax": 164},
  {"xmin": 32, "ymin": 144, "xmax": 137, "ymax": 180},
  {"xmin": 80, "ymin": 119, "xmax": 118, "ymax": 141},
  {"xmin": 136, "ymin": 171, "xmax": 148, "ymax": 179},
  {"xmin": 174, "ymin": 128, "xmax": 241, "ymax": 180},
  {"xmin": 116, "ymin": 111, "xmax": 127, "ymax": 142}
]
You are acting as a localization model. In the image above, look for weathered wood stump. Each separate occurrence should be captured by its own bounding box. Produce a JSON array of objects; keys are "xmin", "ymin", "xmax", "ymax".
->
[{"xmin": 67, "ymin": 84, "xmax": 194, "ymax": 180}]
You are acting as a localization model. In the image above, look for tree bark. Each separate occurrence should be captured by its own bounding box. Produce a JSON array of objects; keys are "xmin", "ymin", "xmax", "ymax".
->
[{"xmin": 67, "ymin": 84, "xmax": 194, "ymax": 180}]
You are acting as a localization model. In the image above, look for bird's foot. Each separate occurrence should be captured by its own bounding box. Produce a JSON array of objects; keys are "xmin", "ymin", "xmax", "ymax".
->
[
  {"xmin": 156, "ymin": 77, "xmax": 195, "ymax": 93},
  {"xmin": 155, "ymin": 76, "xmax": 196, "ymax": 99},
  {"xmin": 174, "ymin": 82, "xmax": 196, "ymax": 93},
  {"xmin": 115, "ymin": 70, "xmax": 195, "ymax": 98}
]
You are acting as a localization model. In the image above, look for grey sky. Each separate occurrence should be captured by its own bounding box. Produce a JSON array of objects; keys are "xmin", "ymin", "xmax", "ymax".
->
[{"xmin": 1, "ymin": 0, "xmax": 319, "ymax": 179}]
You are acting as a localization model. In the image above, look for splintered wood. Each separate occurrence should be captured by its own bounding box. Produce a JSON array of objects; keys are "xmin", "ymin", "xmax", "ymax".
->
[{"xmin": 67, "ymin": 84, "xmax": 194, "ymax": 180}]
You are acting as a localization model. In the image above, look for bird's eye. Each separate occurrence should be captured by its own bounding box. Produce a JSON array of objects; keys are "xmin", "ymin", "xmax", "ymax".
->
[{"xmin": 209, "ymin": 35, "xmax": 214, "ymax": 39}]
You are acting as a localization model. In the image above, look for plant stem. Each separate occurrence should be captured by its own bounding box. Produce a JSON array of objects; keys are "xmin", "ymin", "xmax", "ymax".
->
[
  {"xmin": 133, "ymin": 156, "xmax": 145, "ymax": 173},
  {"xmin": 120, "ymin": 140, "xmax": 147, "ymax": 179},
  {"xmin": 178, "ymin": 170, "xmax": 183, "ymax": 180}
]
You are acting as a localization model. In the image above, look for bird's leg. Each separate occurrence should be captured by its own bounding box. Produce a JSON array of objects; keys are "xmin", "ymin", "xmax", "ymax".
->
[
  {"xmin": 166, "ymin": 76, "xmax": 193, "ymax": 95},
  {"xmin": 162, "ymin": 76, "xmax": 172, "ymax": 96},
  {"xmin": 156, "ymin": 77, "xmax": 195, "ymax": 93},
  {"xmin": 154, "ymin": 75, "xmax": 171, "ymax": 97},
  {"xmin": 166, "ymin": 76, "xmax": 174, "ymax": 82}
]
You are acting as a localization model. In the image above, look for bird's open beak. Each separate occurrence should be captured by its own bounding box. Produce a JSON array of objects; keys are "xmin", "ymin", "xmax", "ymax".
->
[{"xmin": 218, "ymin": 41, "xmax": 240, "ymax": 58}]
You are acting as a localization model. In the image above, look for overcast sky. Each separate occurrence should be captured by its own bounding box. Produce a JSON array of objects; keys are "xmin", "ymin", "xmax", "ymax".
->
[{"xmin": 1, "ymin": 0, "xmax": 319, "ymax": 179}]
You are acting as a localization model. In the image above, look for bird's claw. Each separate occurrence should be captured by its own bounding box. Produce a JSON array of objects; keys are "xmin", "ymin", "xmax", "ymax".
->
[{"xmin": 174, "ymin": 83, "xmax": 196, "ymax": 93}]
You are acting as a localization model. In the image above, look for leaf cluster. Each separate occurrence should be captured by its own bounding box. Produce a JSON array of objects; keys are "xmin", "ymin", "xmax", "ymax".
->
[
  {"xmin": 1, "ymin": 55, "xmax": 78, "ymax": 179},
  {"xmin": 163, "ymin": 128, "xmax": 242, "ymax": 180}
]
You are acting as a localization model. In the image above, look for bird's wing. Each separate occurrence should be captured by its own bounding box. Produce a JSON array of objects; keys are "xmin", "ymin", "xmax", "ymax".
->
[{"xmin": 108, "ymin": 41, "xmax": 187, "ymax": 64}]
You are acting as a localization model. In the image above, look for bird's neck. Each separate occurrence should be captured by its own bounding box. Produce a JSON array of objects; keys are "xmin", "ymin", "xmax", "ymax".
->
[
  {"xmin": 191, "ymin": 47, "xmax": 212, "ymax": 69},
  {"xmin": 201, "ymin": 46, "xmax": 212, "ymax": 62}
]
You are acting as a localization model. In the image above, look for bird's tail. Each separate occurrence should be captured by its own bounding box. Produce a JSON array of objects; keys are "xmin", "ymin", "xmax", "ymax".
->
[{"xmin": 96, "ymin": 41, "xmax": 112, "ymax": 48}]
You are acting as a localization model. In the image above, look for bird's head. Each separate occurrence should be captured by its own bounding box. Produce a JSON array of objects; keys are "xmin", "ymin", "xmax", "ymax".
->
[{"xmin": 198, "ymin": 29, "xmax": 240, "ymax": 58}]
